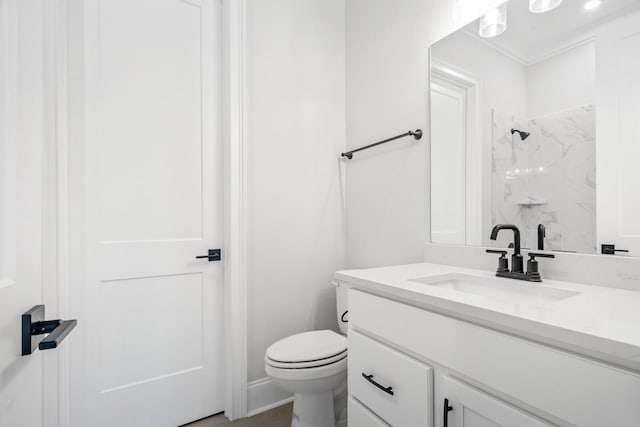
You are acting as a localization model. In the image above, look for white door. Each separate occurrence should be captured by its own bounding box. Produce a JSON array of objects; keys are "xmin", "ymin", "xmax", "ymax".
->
[
  {"xmin": 68, "ymin": 0, "xmax": 225, "ymax": 425},
  {"xmin": 596, "ymin": 10, "xmax": 640, "ymax": 256},
  {"xmin": 430, "ymin": 81, "xmax": 467, "ymax": 245},
  {"xmin": 440, "ymin": 377, "xmax": 550, "ymax": 427},
  {"xmin": 0, "ymin": 0, "xmax": 59, "ymax": 425}
]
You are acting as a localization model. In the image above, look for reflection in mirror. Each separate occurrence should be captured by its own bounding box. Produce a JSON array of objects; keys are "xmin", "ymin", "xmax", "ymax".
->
[{"xmin": 430, "ymin": 0, "xmax": 640, "ymax": 256}]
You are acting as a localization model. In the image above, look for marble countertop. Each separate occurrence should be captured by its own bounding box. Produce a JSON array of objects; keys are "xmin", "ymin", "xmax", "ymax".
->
[{"xmin": 335, "ymin": 262, "xmax": 640, "ymax": 372}]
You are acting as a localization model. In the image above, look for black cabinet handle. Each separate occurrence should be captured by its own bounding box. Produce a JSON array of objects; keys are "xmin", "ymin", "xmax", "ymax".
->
[
  {"xmin": 443, "ymin": 398, "xmax": 453, "ymax": 427},
  {"xmin": 361, "ymin": 373, "xmax": 394, "ymax": 396}
]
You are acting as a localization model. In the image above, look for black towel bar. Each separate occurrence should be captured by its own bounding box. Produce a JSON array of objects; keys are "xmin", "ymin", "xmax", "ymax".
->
[{"xmin": 341, "ymin": 129, "xmax": 422, "ymax": 159}]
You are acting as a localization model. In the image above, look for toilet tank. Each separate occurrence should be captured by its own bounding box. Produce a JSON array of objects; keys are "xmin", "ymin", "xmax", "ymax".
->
[{"xmin": 335, "ymin": 281, "xmax": 348, "ymax": 335}]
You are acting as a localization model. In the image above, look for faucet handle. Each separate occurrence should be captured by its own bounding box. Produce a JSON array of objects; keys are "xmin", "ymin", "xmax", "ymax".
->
[
  {"xmin": 486, "ymin": 249, "xmax": 509, "ymax": 273},
  {"xmin": 527, "ymin": 252, "xmax": 555, "ymax": 259},
  {"xmin": 525, "ymin": 252, "xmax": 554, "ymax": 282},
  {"xmin": 486, "ymin": 249, "xmax": 507, "ymax": 255}
]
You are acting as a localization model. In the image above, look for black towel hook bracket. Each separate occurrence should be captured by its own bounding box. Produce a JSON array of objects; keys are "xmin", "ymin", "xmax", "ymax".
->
[{"xmin": 341, "ymin": 129, "xmax": 423, "ymax": 159}]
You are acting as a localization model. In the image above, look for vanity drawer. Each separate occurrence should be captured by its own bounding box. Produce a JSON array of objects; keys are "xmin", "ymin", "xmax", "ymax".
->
[
  {"xmin": 349, "ymin": 289, "xmax": 640, "ymax": 427},
  {"xmin": 348, "ymin": 397, "xmax": 389, "ymax": 427},
  {"xmin": 348, "ymin": 329, "xmax": 433, "ymax": 427}
]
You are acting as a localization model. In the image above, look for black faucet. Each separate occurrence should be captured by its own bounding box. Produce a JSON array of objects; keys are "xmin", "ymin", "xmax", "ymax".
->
[
  {"xmin": 487, "ymin": 224, "xmax": 555, "ymax": 282},
  {"xmin": 537, "ymin": 224, "xmax": 545, "ymax": 250},
  {"xmin": 490, "ymin": 224, "xmax": 523, "ymax": 273}
]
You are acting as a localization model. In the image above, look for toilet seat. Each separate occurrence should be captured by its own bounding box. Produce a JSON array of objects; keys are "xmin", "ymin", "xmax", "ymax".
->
[
  {"xmin": 265, "ymin": 330, "xmax": 347, "ymax": 370},
  {"xmin": 266, "ymin": 349, "xmax": 347, "ymax": 369},
  {"xmin": 265, "ymin": 355, "xmax": 347, "ymax": 383}
]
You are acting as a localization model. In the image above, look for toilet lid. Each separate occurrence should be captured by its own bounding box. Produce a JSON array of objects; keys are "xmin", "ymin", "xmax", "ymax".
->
[{"xmin": 266, "ymin": 330, "xmax": 347, "ymax": 363}]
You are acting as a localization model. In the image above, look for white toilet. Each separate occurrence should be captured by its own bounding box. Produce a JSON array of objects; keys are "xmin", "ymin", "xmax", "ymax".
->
[{"xmin": 265, "ymin": 284, "xmax": 348, "ymax": 427}]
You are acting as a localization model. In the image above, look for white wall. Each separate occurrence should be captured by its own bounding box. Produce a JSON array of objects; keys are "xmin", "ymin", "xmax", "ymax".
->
[
  {"xmin": 345, "ymin": 0, "xmax": 504, "ymax": 269},
  {"xmin": 527, "ymin": 41, "xmax": 595, "ymax": 118},
  {"xmin": 246, "ymin": 0, "xmax": 346, "ymax": 384}
]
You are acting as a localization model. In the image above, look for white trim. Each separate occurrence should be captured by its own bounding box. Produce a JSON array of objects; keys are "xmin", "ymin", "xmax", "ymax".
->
[
  {"xmin": 54, "ymin": 1, "xmax": 71, "ymax": 425},
  {"xmin": 42, "ymin": 1, "xmax": 71, "ymax": 426},
  {"xmin": 246, "ymin": 378, "xmax": 294, "ymax": 418},
  {"xmin": 222, "ymin": 0, "xmax": 249, "ymax": 421},
  {"xmin": 429, "ymin": 59, "xmax": 483, "ymax": 247}
]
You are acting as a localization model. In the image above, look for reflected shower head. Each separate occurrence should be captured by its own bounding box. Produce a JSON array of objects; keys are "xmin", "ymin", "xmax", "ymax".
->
[{"xmin": 511, "ymin": 128, "xmax": 530, "ymax": 141}]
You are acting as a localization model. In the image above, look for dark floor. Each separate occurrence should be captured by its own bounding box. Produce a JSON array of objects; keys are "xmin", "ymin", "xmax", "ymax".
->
[{"xmin": 185, "ymin": 403, "xmax": 293, "ymax": 427}]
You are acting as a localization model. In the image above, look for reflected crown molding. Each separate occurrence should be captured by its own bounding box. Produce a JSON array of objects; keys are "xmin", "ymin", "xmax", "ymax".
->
[{"xmin": 460, "ymin": 27, "xmax": 594, "ymax": 66}]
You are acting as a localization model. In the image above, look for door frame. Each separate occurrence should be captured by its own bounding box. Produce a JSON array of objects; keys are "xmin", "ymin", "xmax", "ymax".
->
[{"xmin": 42, "ymin": 0, "xmax": 249, "ymax": 423}]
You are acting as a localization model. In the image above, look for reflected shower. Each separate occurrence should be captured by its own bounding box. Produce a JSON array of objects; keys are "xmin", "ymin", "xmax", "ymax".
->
[{"xmin": 511, "ymin": 128, "xmax": 530, "ymax": 141}]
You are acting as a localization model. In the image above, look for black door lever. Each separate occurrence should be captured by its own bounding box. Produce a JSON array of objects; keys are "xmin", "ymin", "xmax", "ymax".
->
[
  {"xmin": 195, "ymin": 249, "xmax": 222, "ymax": 262},
  {"xmin": 601, "ymin": 244, "xmax": 629, "ymax": 255},
  {"xmin": 22, "ymin": 305, "xmax": 77, "ymax": 356}
]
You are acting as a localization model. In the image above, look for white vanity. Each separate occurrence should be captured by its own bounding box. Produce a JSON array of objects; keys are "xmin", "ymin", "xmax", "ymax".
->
[
  {"xmin": 339, "ymin": 0, "xmax": 640, "ymax": 425},
  {"xmin": 336, "ymin": 263, "xmax": 640, "ymax": 427}
]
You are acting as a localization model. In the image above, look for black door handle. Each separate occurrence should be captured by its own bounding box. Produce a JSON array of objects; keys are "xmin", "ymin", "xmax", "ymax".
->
[
  {"xmin": 195, "ymin": 249, "xmax": 222, "ymax": 262},
  {"xmin": 22, "ymin": 305, "xmax": 77, "ymax": 356},
  {"xmin": 361, "ymin": 373, "xmax": 394, "ymax": 396},
  {"xmin": 444, "ymin": 398, "xmax": 453, "ymax": 427},
  {"xmin": 601, "ymin": 244, "xmax": 629, "ymax": 255}
]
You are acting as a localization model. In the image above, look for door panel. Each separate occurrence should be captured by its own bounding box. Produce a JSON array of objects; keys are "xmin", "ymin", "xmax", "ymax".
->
[
  {"xmin": 71, "ymin": 0, "xmax": 225, "ymax": 425},
  {"xmin": 95, "ymin": 0, "xmax": 207, "ymax": 243}
]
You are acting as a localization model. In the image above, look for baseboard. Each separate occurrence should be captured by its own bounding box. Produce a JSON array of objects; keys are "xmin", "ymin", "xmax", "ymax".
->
[{"xmin": 246, "ymin": 377, "xmax": 293, "ymax": 417}]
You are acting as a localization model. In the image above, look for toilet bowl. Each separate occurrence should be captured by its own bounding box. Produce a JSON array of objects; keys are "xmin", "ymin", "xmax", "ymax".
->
[{"xmin": 264, "ymin": 284, "xmax": 348, "ymax": 427}]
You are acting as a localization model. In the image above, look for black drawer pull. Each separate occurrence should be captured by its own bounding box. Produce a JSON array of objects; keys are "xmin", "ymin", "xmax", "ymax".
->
[
  {"xmin": 361, "ymin": 373, "xmax": 394, "ymax": 396},
  {"xmin": 443, "ymin": 398, "xmax": 453, "ymax": 427}
]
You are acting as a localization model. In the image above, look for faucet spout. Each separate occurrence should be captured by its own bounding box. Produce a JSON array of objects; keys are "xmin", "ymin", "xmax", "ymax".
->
[
  {"xmin": 490, "ymin": 224, "xmax": 521, "ymax": 255},
  {"xmin": 537, "ymin": 224, "xmax": 546, "ymax": 250}
]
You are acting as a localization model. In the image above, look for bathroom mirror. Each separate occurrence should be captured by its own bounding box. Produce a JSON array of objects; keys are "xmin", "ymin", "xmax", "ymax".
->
[{"xmin": 429, "ymin": 0, "xmax": 640, "ymax": 256}]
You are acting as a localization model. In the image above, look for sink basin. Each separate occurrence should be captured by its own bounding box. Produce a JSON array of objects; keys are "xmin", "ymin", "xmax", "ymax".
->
[{"xmin": 410, "ymin": 273, "xmax": 579, "ymax": 305}]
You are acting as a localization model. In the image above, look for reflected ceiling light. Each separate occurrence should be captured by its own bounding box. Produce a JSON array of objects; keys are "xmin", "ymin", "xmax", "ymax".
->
[
  {"xmin": 479, "ymin": 3, "xmax": 507, "ymax": 38},
  {"xmin": 529, "ymin": 0, "xmax": 563, "ymax": 13},
  {"xmin": 584, "ymin": 0, "xmax": 602, "ymax": 10}
]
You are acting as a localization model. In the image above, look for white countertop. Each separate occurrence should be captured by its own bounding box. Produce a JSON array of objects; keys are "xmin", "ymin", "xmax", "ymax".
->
[{"xmin": 335, "ymin": 262, "xmax": 640, "ymax": 372}]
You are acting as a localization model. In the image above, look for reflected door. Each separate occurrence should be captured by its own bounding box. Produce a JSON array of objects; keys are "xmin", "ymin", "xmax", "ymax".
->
[
  {"xmin": 431, "ymin": 80, "xmax": 468, "ymax": 245},
  {"xmin": 69, "ymin": 0, "xmax": 224, "ymax": 425}
]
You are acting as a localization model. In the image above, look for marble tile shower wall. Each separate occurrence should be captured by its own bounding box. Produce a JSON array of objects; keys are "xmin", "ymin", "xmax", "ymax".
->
[{"xmin": 491, "ymin": 106, "xmax": 596, "ymax": 253}]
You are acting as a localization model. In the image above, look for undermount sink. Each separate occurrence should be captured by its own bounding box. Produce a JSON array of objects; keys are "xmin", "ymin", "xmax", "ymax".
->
[{"xmin": 410, "ymin": 273, "xmax": 579, "ymax": 305}]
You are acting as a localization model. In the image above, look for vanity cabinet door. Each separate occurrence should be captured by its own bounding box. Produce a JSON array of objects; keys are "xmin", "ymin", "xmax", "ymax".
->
[{"xmin": 439, "ymin": 377, "xmax": 551, "ymax": 427}]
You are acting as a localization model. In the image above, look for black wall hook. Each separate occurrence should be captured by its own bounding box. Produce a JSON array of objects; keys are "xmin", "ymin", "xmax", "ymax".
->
[{"xmin": 22, "ymin": 305, "xmax": 77, "ymax": 356}]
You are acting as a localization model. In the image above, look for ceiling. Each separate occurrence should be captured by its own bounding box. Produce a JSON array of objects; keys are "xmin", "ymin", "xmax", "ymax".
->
[{"xmin": 462, "ymin": 0, "xmax": 640, "ymax": 65}]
